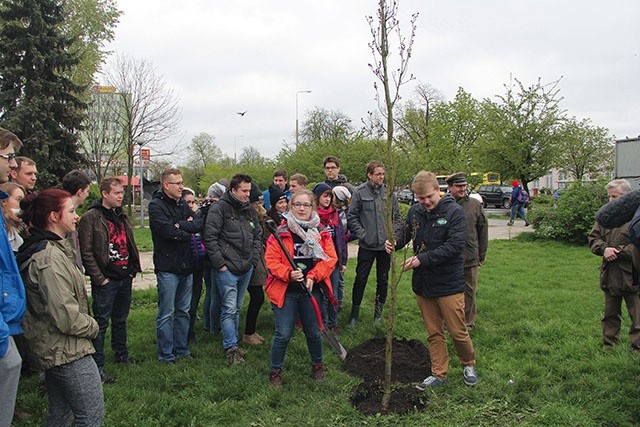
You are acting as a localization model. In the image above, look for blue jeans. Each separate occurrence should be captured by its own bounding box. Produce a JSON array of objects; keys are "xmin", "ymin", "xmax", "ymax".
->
[
  {"xmin": 509, "ymin": 203, "xmax": 528, "ymax": 223},
  {"xmin": 270, "ymin": 288, "xmax": 323, "ymax": 370},
  {"xmin": 156, "ymin": 272, "xmax": 193, "ymax": 362},
  {"xmin": 91, "ymin": 277, "xmax": 133, "ymax": 367},
  {"xmin": 203, "ymin": 266, "xmax": 221, "ymax": 334},
  {"xmin": 214, "ymin": 268, "xmax": 252, "ymax": 350}
]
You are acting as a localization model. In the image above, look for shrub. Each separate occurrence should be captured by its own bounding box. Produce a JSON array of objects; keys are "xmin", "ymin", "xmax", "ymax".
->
[{"xmin": 529, "ymin": 180, "xmax": 608, "ymax": 245}]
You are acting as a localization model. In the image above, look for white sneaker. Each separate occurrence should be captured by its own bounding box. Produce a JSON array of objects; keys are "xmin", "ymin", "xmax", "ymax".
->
[
  {"xmin": 463, "ymin": 365, "xmax": 478, "ymax": 386},
  {"xmin": 415, "ymin": 375, "xmax": 446, "ymax": 390}
]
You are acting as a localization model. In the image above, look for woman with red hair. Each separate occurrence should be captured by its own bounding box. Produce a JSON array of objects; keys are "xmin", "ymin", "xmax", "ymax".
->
[{"xmin": 17, "ymin": 189, "xmax": 104, "ymax": 426}]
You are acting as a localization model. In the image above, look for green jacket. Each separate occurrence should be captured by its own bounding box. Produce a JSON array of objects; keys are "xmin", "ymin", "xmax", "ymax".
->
[
  {"xmin": 18, "ymin": 229, "xmax": 98, "ymax": 370},
  {"xmin": 588, "ymin": 222, "xmax": 640, "ymax": 296}
]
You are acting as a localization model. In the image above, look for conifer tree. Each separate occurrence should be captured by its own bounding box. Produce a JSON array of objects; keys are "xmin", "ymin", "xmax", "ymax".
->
[{"xmin": 0, "ymin": 0, "xmax": 87, "ymax": 187}]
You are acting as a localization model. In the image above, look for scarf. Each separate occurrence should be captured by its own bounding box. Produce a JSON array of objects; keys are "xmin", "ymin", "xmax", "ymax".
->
[
  {"xmin": 283, "ymin": 211, "xmax": 330, "ymax": 261},
  {"xmin": 317, "ymin": 205, "xmax": 339, "ymax": 228}
]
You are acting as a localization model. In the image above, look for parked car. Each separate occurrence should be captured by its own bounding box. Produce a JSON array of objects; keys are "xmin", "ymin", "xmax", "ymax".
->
[
  {"xmin": 468, "ymin": 190, "xmax": 483, "ymax": 204},
  {"xmin": 397, "ymin": 189, "xmax": 416, "ymax": 204},
  {"xmin": 477, "ymin": 185, "xmax": 513, "ymax": 209}
]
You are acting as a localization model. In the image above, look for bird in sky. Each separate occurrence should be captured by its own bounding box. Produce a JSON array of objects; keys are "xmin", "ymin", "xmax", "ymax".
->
[{"xmin": 237, "ymin": 111, "xmax": 247, "ymax": 116}]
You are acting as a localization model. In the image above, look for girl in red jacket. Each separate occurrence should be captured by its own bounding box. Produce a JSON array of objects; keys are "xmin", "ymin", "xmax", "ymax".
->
[{"xmin": 264, "ymin": 190, "xmax": 337, "ymax": 387}]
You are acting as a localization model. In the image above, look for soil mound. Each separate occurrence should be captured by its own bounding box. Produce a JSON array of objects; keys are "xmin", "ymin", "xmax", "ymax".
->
[{"xmin": 343, "ymin": 337, "xmax": 431, "ymax": 415}]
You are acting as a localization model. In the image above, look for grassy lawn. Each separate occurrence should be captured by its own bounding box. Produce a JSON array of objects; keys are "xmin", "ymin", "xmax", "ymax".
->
[
  {"xmin": 132, "ymin": 224, "xmax": 153, "ymax": 252},
  {"xmin": 14, "ymin": 237, "xmax": 640, "ymax": 426}
]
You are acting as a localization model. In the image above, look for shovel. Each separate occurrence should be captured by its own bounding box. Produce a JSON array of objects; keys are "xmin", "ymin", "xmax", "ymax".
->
[{"xmin": 265, "ymin": 219, "xmax": 347, "ymax": 360}]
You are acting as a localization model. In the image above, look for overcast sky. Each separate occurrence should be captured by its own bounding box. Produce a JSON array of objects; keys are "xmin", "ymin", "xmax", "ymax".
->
[{"xmin": 103, "ymin": 0, "xmax": 640, "ymax": 162}]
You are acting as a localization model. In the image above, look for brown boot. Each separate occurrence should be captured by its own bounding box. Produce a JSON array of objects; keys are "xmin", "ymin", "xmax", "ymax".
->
[
  {"xmin": 226, "ymin": 347, "xmax": 245, "ymax": 365},
  {"xmin": 242, "ymin": 333, "xmax": 263, "ymax": 346},
  {"xmin": 312, "ymin": 363, "xmax": 325, "ymax": 382},
  {"xmin": 269, "ymin": 369, "xmax": 282, "ymax": 387}
]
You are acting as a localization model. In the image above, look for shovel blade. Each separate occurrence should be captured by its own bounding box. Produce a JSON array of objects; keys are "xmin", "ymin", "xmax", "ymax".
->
[{"xmin": 323, "ymin": 329, "xmax": 347, "ymax": 360}]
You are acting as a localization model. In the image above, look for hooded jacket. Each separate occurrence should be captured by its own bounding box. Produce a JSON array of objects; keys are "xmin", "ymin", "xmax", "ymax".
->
[
  {"xmin": 204, "ymin": 191, "xmax": 262, "ymax": 275},
  {"xmin": 149, "ymin": 189, "xmax": 204, "ymax": 274},
  {"xmin": 347, "ymin": 180, "xmax": 401, "ymax": 251},
  {"xmin": 78, "ymin": 199, "xmax": 141, "ymax": 286},
  {"xmin": 17, "ymin": 228, "xmax": 98, "ymax": 370},
  {"xmin": 395, "ymin": 194, "xmax": 467, "ymax": 298},
  {"xmin": 0, "ymin": 193, "xmax": 25, "ymax": 357}
]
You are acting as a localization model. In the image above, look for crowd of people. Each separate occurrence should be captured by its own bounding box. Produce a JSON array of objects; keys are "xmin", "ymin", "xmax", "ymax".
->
[{"xmin": 5, "ymin": 120, "xmax": 640, "ymax": 425}]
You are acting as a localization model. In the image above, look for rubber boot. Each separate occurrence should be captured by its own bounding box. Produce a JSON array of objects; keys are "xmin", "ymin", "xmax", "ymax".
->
[
  {"xmin": 373, "ymin": 301, "xmax": 384, "ymax": 325},
  {"xmin": 348, "ymin": 305, "xmax": 360, "ymax": 327}
]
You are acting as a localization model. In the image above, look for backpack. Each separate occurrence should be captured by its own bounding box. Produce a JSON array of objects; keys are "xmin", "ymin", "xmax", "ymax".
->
[{"xmin": 517, "ymin": 188, "xmax": 530, "ymax": 204}]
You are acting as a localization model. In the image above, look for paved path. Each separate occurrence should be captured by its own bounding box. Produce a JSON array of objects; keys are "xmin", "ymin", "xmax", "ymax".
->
[{"xmin": 131, "ymin": 218, "xmax": 529, "ymax": 290}]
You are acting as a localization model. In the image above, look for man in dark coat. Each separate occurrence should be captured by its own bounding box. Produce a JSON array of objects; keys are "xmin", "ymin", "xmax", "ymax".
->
[
  {"xmin": 204, "ymin": 173, "xmax": 262, "ymax": 365},
  {"xmin": 388, "ymin": 171, "xmax": 478, "ymax": 389},
  {"xmin": 446, "ymin": 173, "xmax": 488, "ymax": 329},
  {"xmin": 149, "ymin": 169, "xmax": 203, "ymax": 364}
]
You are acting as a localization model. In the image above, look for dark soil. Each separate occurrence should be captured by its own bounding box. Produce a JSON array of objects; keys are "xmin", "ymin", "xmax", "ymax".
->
[
  {"xmin": 351, "ymin": 381, "xmax": 426, "ymax": 416},
  {"xmin": 343, "ymin": 337, "xmax": 431, "ymax": 415}
]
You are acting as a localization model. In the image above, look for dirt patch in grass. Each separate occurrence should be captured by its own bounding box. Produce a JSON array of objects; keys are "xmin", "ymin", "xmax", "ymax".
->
[{"xmin": 344, "ymin": 337, "xmax": 431, "ymax": 415}]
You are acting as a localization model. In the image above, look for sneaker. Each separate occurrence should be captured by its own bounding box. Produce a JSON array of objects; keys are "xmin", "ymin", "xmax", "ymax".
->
[
  {"xmin": 463, "ymin": 365, "xmax": 478, "ymax": 386},
  {"xmin": 237, "ymin": 346, "xmax": 247, "ymax": 357},
  {"xmin": 415, "ymin": 375, "xmax": 446, "ymax": 390},
  {"xmin": 312, "ymin": 363, "xmax": 325, "ymax": 382},
  {"xmin": 242, "ymin": 333, "xmax": 263, "ymax": 346},
  {"xmin": 99, "ymin": 369, "xmax": 116, "ymax": 384},
  {"xmin": 226, "ymin": 347, "xmax": 245, "ymax": 365},
  {"xmin": 253, "ymin": 333, "xmax": 265, "ymax": 343},
  {"xmin": 269, "ymin": 368, "xmax": 283, "ymax": 387},
  {"xmin": 507, "ymin": 221, "xmax": 514, "ymax": 226}
]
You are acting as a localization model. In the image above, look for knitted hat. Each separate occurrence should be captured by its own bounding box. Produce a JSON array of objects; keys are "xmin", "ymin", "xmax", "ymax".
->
[
  {"xmin": 269, "ymin": 187, "xmax": 287, "ymax": 207},
  {"xmin": 511, "ymin": 180, "xmax": 519, "ymax": 187},
  {"xmin": 312, "ymin": 182, "xmax": 332, "ymax": 197},
  {"xmin": 207, "ymin": 181, "xmax": 228, "ymax": 199},
  {"xmin": 249, "ymin": 182, "xmax": 263, "ymax": 203},
  {"xmin": 332, "ymin": 185, "xmax": 351, "ymax": 202}
]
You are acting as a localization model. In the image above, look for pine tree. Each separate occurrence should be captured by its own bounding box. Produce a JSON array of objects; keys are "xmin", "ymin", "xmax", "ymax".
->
[{"xmin": 0, "ymin": 0, "xmax": 87, "ymax": 187}]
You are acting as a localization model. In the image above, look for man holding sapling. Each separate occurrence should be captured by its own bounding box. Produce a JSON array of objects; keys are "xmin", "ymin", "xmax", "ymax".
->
[{"xmin": 386, "ymin": 171, "xmax": 478, "ymax": 389}]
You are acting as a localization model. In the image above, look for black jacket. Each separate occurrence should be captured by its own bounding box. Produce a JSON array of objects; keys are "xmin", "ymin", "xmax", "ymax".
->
[
  {"xmin": 148, "ymin": 190, "xmax": 204, "ymax": 274},
  {"xmin": 395, "ymin": 194, "xmax": 467, "ymax": 298},
  {"xmin": 204, "ymin": 191, "xmax": 262, "ymax": 275}
]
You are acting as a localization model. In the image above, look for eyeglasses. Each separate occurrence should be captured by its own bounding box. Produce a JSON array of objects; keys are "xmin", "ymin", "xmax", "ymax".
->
[
  {"xmin": 291, "ymin": 202, "xmax": 313, "ymax": 208},
  {"xmin": 0, "ymin": 153, "xmax": 16, "ymax": 162}
]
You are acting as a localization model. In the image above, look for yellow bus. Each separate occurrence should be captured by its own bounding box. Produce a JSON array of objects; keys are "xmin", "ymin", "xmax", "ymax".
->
[{"xmin": 470, "ymin": 172, "xmax": 501, "ymax": 189}]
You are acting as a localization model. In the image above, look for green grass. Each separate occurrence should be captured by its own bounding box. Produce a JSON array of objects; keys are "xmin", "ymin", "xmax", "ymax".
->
[
  {"xmin": 14, "ymin": 237, "xmax": 640, "ymax": 426},
  {"xmin": 132, "ymin": 225, "xmax": 153, "ymax": 251}
]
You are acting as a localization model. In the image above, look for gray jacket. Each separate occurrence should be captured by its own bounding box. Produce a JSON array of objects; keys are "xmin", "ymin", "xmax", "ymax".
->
[{"xmin": 347, "ymin": 181, "xmax": 401, "ymax": 251}]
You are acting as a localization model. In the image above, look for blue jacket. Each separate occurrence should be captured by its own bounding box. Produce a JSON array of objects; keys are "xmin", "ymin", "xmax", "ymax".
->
[
  {"xmin": 395, "ymin": 194, "xmax": 467, "ymax": 298},
  {"xmin": 0, "ymin": 190, "xmax": 26, "ymax": 357}
]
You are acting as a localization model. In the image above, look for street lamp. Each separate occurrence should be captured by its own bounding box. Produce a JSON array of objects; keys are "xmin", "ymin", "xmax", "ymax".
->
[
  {"xmin": 138, "ymin": 141, "xmax": 145, "ymax": 227},
  {"xmin": 296, "ymin": 90, "xmax": 311, "ymax": 147}
]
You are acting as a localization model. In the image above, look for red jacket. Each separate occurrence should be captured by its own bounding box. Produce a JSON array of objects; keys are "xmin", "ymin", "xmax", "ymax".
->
[{"xmin": 264, "ymin": 226, "xmax": 338, "ymax": 308}]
